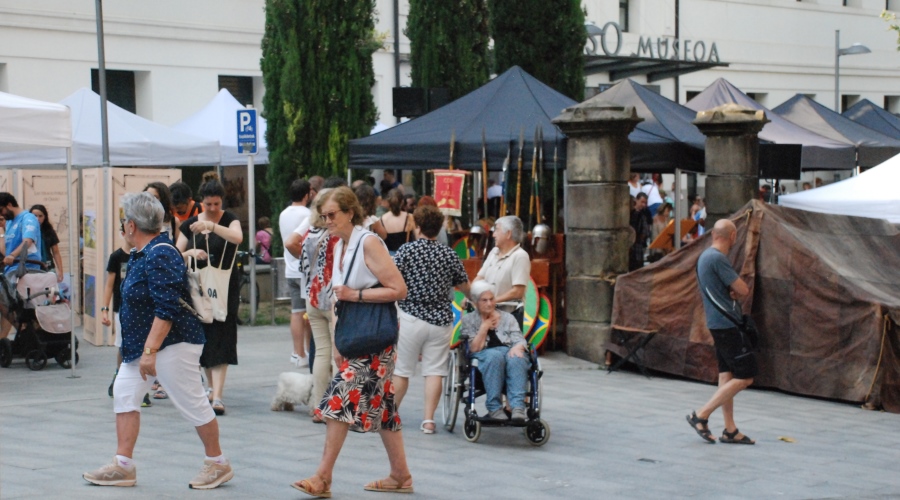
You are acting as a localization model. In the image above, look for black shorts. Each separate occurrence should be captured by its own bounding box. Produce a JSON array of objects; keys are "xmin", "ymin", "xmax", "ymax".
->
[{"xmin": 710, "ymin": 327, "xmax": 758, "ymax": 379}]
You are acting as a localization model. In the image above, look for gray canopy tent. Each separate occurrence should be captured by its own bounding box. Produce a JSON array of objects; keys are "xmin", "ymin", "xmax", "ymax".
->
[
  {"xmin": 774, "ymin": 94, "xmax": 900, "ymax": 168},
  {"xmin": 842, "ymin": 99, "xmax": 900, "ymax": 140},
  {"xmin": 687, "ymin": 79, "xmax": 857, "ymax": 170}
]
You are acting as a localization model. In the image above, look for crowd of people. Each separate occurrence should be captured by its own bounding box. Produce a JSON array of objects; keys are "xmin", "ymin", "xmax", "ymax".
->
[{"xmin": 4, "ymin": 167, "xmax": 529, "ymax": 493}]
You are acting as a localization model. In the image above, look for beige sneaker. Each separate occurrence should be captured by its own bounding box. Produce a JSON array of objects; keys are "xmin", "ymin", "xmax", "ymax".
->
[
  {"xmin": 83, "ymin": 459, "xmax": 136, "ymax": 487},
  {"xmin": 188, "ymin": 459, "xmax": 234, "ymax": 489}
]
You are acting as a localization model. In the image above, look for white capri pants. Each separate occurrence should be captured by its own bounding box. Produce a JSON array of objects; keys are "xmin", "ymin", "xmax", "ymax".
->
[
  {"xmin": 394, "ymin": 309, "xmax": 452, "ymax": 378},
  {"xmin": 113, "ymin": 342, "xmax": 215, "ymax": 427}
]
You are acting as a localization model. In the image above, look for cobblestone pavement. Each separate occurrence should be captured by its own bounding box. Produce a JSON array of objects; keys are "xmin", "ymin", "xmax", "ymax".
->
[{"xmin": 2, "ymin": 326, "xmax": 899, "ymax": 499}]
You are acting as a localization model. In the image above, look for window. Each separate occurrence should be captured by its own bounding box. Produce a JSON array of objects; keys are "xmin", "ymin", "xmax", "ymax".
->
[
  {"xmin": 686, "ymin": 91, "xmax": 701, "ymax": 102},
  {"xmin": 888, "ymin": 0, "xmax": 900, "ymax": 11},
  {"xmin": 746, "ymin": 92, "xmax": 768, "ymax": 107},
  {"xmin": 619, "ymin": 0, "xmax": 629, "ymax": 32},
  {"xmin": 0, "ymin": 63, "xmax": 7, "ymax": 92},
  {"xmin": 841, "ymin": 94, "xmax": 860, "ymax": 113},
  {"xmin": 91, "ymin": 69, "xmax": 136, "ymax": 113},
  {"xmin": 885, "ymin": 96, "xmax": 900, "ymax": 114},
  {"xmin": 219, "ymin": 75, "xmax": 253, "ymax": 106}
]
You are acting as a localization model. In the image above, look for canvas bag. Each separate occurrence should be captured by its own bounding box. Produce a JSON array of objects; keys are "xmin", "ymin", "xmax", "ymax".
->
[
  {"xmin": 186, "ymin": 254, "xmax": 214, "ymax": 324},
  {"xmin": 195, "ymin": 233, "xmax": 236, "ymax": 323}
]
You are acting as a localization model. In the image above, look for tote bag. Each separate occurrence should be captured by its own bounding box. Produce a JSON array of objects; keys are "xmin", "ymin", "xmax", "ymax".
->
[
  {"xmin": 186, "ymin": 255, "xmax": 214, "ymax": 324},
  {"xmin": 194, "ymin": 234, "xmax": 237, "ymax": 323}
]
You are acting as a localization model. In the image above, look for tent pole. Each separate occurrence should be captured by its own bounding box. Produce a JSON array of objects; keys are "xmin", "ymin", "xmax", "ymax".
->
[
  {"xmin": 675, "ymin": 168, "xmax": 683, "ymax": 250},
  {"xmin": 66, "ymin": 148, "xmax": 79, "ymax": 378}
]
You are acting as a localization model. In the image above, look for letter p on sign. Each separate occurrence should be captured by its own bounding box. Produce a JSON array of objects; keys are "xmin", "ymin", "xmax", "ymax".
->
[{"xmin": 236, "ymin": 109, "xmax": 258, "ymax": 155}]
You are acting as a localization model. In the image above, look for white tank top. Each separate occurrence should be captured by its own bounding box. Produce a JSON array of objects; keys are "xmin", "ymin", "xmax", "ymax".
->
[{"xmin": 332, "ymin": 226, "xmax": 383, "ymax": 290}]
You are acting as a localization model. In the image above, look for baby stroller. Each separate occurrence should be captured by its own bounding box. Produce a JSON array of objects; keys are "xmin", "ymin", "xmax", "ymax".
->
[
  {"xmin": 0, "ymin": 260, "xmax": 77, "ymax": 371},
  {"xmin": 440, "ymin": 327, "xmax": 550, "ymax": 446}
]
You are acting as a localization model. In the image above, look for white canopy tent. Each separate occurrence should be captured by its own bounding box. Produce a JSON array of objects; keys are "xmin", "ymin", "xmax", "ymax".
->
[
  {"xmin": 779, "ymin": 153, "xmax": 900, "ymax": 223},
  {"xmin": 0, "ymin": 88, "xmax": 219, "ymax": 167},
  {"xmin": 173, "ymin": 88, "xmax": 269, "ymax": 166},
  {"xmin": 0, "ymin": 90, "xmax": 78, "ymax": 376}
]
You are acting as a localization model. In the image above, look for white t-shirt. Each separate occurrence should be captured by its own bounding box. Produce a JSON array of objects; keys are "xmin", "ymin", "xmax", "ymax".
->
[
  {"xmin": 628, "ymin": 182, "xmax": 642, "ymax": 198},
  {"xmin": 487, "ymin": 184, "xmax": 503, "ymax": 199},
  {"xmin": 641, "ymin": 183, "xmax": 663, "ymax": 205},
  {"xmin": 279, "ymin": 204, "xmax": 311, "ymax": 278}
]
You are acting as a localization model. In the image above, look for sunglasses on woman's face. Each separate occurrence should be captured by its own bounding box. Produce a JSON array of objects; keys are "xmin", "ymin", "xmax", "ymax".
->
[{"xmin": 318, "ymin": 210, "xmax": 342, "ymax": 222}]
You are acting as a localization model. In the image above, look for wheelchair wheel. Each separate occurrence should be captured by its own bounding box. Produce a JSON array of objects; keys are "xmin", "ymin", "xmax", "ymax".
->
[
  {"xmin": 55, "ymin": 348, "xmax": 79, "ymax": 369},
  {"xmin": 0, "ymin": 338, "xmax": 11, "ymax": 368},
  {"xmin": 463, "ymin": 415, "xmax": 481, "ymax": 443},
  {"xmin": 524, "ymin": 419, "xmax": 550, "ymax": 447},
  {"xmin": 441, "ymin": 350, "xmax": 461, "ymax": 432},
  {"xmin": 25, "ymin": 349, "xmax": 47, "ymax": 371}
]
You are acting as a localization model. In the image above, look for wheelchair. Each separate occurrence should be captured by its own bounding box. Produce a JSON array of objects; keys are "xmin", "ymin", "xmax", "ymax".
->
[{"xmin": 440, "ymin": 335, "xmax": 550, "ymax": 446}]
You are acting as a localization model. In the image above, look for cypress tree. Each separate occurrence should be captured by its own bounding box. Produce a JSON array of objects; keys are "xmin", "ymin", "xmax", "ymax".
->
[
  {"xmin": 406, "ymin": 0, "xmax": 491, "ymax": 100},
  {"xmin": 489, "ymin": 0, "xmax": 586, "ymax": 100},
  {"xmin": 261, "ymin": 0, "xmax": 379, "ymax": 210}
]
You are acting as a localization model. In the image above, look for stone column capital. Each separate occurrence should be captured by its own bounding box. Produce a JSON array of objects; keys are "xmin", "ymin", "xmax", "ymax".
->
[
  {"xmin": 552, "ymin": 101, "xmax": 643, "ymax": 138},
  {"xmin": 692, "ymin": 103, "xmax": 770, "ymax": 137}
]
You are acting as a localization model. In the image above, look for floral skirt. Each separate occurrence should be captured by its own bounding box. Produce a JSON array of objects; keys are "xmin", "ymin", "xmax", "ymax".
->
[{"xmin": 314, "ymin": 345, "xmax": 402, "ymax": 432}]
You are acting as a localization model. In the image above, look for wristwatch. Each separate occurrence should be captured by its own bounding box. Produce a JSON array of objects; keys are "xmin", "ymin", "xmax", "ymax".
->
[
  {"xmin": 100, "ymin": 307, "xmax": 109, "ymax": 312},
  {"xmin": 143, "ymin": 347, "xmax": 159, "ymax": 355}
]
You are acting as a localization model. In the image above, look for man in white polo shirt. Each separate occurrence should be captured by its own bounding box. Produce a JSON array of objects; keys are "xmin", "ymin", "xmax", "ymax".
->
[{"xmin": 278, "ymin": 179, "xmax": 313, "ymax": 367}]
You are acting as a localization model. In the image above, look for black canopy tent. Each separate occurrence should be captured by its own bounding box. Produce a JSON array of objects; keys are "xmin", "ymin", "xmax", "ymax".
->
[
  {"xmin": 774, "ymin": 95, "xmax": 900, "ymax": 168},
  {"xmin": 686, "ymin": 79, "xmax": 857, "ymax": 171},
  {"xmin": 349, "ymin": 66, "xmax": 708, "ymax": 173},
  {"xmin": 843, "ymin": 99, "xmax": 900, "ymax": 140}
]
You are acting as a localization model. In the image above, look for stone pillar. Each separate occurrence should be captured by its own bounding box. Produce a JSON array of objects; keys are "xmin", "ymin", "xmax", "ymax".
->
[
  {"xmin": 552, "ymin": 104, "xmax": 642, "ymax": 364},
  {"xmin": 692, "ymin": 104, "xmax": 769, "ymax": 228}
]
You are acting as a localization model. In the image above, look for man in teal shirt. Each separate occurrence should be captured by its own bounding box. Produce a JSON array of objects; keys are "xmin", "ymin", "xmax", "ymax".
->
[{"xmin": 0, "ymin": 192, "xmax": 42, "ymax": 273}]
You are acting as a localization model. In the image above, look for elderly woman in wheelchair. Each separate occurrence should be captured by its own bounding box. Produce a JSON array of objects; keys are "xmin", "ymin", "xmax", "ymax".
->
[{"xmin": 459, "ymin": 281, "xmax": 530, "ymax": 422}]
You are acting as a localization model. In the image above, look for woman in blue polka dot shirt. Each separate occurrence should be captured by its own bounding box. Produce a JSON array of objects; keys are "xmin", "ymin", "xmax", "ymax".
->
[{"xmin": 83, "ymin": 192, "xmax": 233, "ymax": 490}]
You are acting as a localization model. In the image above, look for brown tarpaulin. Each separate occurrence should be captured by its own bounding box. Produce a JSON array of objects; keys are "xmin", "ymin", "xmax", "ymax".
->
[{"xmin": 611, "ymin": 200, "xmax": 900, "ymax": 411}]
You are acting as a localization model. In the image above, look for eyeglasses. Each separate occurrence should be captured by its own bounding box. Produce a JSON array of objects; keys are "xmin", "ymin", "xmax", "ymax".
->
[{"xmin": 318, "ymin": 210, "xmax": 342, "ymax": 222}]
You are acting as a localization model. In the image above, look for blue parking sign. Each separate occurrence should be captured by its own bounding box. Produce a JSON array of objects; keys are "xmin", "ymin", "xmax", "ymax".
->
[{"xmin": 237, "ymin": 109, "xmax": 258, "ymax": 155}]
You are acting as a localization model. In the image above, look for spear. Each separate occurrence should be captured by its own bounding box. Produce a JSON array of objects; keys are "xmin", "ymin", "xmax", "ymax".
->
[
  {"xmin": 481, "ymin": 127, "xmax": 489, "ymax": 219},
  {"xmin": 535, "ymin": 127, "xmax": 543, "ymax": 225},
  {"xmin": 500, "ymin": 137, "xmax": 511, "ymax": 216},
  {"xmin": 515, "ymin": 128, "xmax": 524, "ymax": 217},
  {"xmin": 449, "ymin": 130, "xmax": 455, "ymax": 170},
  {"xmin": 552, "ymin": 134, "xmax": 559, "ymax": 234},
  {"xmin": 528, "ymin": 127, "xmax": 539, "ymax": 228}
]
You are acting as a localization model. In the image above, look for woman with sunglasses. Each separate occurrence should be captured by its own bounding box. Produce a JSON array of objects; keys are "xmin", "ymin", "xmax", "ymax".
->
[{"xmin": 293, "ymin": 186, "xmax": 412, "ymax": 497}]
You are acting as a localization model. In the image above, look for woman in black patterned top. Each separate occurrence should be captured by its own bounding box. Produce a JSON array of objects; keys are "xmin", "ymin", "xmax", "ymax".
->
[{"xmin": 391, "ymin": 205, "xmax": 470, "ymax": 434}]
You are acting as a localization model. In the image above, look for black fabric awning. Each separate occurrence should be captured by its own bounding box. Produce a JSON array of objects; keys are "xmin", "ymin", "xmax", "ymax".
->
[{"xmin": 584, "ymin": 55, "xmax": 728, "ymax": 82}]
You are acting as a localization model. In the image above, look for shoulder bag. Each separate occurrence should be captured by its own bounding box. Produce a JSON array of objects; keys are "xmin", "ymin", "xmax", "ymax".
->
[
  {"xmin": 697, "ymin": 276, "xmax": 759, "ymax": 376},
  {"xmin": 334, "ymin": 235, "xmax": 398, "ymax": 358}
]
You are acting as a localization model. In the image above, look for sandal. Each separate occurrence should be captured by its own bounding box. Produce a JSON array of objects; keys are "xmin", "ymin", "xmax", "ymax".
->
[
  {"xmin": 152, "ymin": 389, "xmax": 168, "ymax": 400},
  {"xmin": 212, "ymin": 399, "xmax": 226, "ymax": 416},
  {"xmin": 292, "ymin": 475, "xmax": 332, "ymax": 498},
  {"xmin": 311, "ymin": 415, "xmax": 325, "ymax": 424},
  {"xmin": 363, "ymin": 474, "xmax": 413, "ymax": 494},
  {"xmin": 151, "ymin": 380, "xmax": 160, "ymax": 391},
  {"xmin": 685, "ymin": 411, "xmax": 716, "ymax": 444},
  {"xmin": 720, "ymin": 428, "xmax": 755, "ymax": 445},
  {"xmin": 420, "ymin": 419, "xmax": 436, "ymax": 434}
]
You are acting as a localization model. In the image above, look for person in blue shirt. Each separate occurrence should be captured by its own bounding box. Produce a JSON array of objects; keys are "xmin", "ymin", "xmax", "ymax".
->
[
  {"xmin": 0, "ymin": 192, "xmax": 42, "ymax": 273},
  {"xmin": 83, "ymin": 192, "xmax": 233, "ymax": 490},
  {"xmin": 686, "ymin": 219, "xmax": 756, "ymax": 446}
]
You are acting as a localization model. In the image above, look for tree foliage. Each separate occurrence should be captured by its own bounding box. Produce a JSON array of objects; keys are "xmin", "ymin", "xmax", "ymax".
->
[
  {"xmin": 261, "ymin": 0, "xmax": 379, "ymax": 210},
  {"xmin": 406, "ymin": 0, "xmax": 491, "ymax": 99},
  {"xmin": 883, "ymin": 10, "xmax": 900, "ymax": 50},
  {"xmin": 489, "ymin": 0, "xmax": 586, "ymax": 100}
]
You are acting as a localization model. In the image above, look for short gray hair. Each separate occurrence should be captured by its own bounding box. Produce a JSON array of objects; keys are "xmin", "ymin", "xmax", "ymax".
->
[
  {"xmin": 122, "ymin": 192, "xmax": 164, "ymax": 234},
  {"xmin": 470, "ymin": 281, "xmax": 496, "ymax": 302},
  {"xmin": 494, "ymin": 216, "xmax": 524, "ymax": 244}
]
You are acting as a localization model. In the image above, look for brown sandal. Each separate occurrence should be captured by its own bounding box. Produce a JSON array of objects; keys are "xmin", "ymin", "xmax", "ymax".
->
[
  {"xmin": 364, "ymin": 474, "xmax": 413, "ymax": 494},
  {"xmin": 292, "ymin": 475, "xmax": 332, "ymax": 498}
]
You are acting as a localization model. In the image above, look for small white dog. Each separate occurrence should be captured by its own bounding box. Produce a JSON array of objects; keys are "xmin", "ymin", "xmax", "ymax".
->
[{"xmin": 270, "ymin": 372, "xmax": 315, "ymax": 412}]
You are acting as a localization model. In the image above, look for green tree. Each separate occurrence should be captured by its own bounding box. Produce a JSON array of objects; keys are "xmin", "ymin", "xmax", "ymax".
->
[
  {"xmin": 406, "ymin": 0, "xmax": 491, "ymax": 100},
  {"xmin": 261, "ymin": 0, "xmax": 380, "ymax": 211},
  {"xmin": 489, "ymin": 0, "xmax": 585, "ymax": 100},
  {"xmin": 883, "ymin": 10, "xmax": 900, "ymax": 50}
]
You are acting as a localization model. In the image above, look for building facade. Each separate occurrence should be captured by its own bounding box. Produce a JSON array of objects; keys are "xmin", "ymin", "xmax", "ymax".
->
[{"xmin": 0, "ymin": 0, "xmax": 897, "ymax": 128}]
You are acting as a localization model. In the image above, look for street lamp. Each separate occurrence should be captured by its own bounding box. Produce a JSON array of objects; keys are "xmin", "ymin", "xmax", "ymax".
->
[{"xmin": 834, "ymin": 30, "xmax": 871, "ymax": 112}]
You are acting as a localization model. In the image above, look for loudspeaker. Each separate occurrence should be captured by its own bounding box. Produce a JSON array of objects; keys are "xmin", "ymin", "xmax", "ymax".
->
[
  {"xmin": 393, "ymin": 87, "xmax": 427, "ymax": 118},
  {"xmin": 428, "ymin": 88, "xmax": 451, "ymax": 111},
  {"xmin": 759, "ymin": 144, "xmax": 802, "ymax": 180}
]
